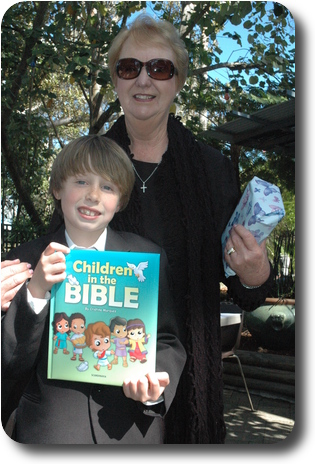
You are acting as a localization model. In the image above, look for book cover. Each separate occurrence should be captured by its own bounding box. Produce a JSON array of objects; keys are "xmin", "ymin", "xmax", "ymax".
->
[
  {"xmin": 48, "ymin": 249, "xmax": 160, "ymax": 386},
  {"xmin": 221, "ymin": 176, "xmax": 285, "ymax": 278}
]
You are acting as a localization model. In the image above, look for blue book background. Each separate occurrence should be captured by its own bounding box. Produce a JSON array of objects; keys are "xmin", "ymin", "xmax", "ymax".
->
[{"xmin": 48, "ymin": 249, "xmax": 160, "ymax": 386}]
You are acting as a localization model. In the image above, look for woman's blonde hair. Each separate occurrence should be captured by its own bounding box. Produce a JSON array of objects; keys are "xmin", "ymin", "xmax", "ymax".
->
[
  {"xmin": 49, "ymin": 136, "xmax": 135, "ymax": 214},
  {"xmin": 108, "ymin": 13, "xmax": 189, "ymax": 91}
]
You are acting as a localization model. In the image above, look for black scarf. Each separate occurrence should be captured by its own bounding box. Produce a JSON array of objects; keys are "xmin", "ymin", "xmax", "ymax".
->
[{"xmin": 108, "ymin": 115, "xmax": 226, "ymax": 443}]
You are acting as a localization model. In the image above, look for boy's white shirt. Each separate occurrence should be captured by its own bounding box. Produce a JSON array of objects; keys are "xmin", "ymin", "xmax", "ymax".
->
[{"xmin": 27, "ymin": 228, "xmax": 107, "ymax": 314}]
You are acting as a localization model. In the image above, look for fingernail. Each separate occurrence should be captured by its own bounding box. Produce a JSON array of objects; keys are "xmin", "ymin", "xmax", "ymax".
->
[{"xmin": 27, "ymin": 263, "xmax": 32, "ymax": 268}]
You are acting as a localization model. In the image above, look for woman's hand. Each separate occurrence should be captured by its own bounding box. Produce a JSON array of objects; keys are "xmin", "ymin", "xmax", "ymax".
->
[
  {"xmin": 27, "ymin": 242, "xmax": 70, "ymax": 299},
  {"xmin": 224, "ymin": 224, "xmax": 270, "ymax": 287},
  {"xmin": 1, "ymin": 259, "xmax": 33, "ymax": 311},
  {"xmin": 123, "ymin": 372, "xmax": 169, "ymax": 403}
]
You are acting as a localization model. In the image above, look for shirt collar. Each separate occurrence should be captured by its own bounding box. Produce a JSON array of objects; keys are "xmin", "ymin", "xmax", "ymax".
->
[{"xmin": 65, "ymin": 228, "xmax": 107, "ymax": 251}]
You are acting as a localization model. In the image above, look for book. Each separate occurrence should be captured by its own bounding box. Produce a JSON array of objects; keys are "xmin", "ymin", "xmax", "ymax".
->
[
  {"xmin": 48, "ymin": 249, "xmax": 160, "ymax": 386},
  {"xmin": 221, "ymin": 176, "xmax": 285, "ymax": 278}
]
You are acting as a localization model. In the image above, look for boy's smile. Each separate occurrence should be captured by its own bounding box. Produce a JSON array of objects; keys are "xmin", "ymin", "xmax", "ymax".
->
[{"xmin": 78, "ymin": 207, "xmax": 101, "ymax": 218}]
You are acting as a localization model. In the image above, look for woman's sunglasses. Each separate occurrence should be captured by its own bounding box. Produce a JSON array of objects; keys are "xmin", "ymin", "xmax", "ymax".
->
[{"xmin": 116, "ymin": 58, "xmax": 178, "ymax": 81}]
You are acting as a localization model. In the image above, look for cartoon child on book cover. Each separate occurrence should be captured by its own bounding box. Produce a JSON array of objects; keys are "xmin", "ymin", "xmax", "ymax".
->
[
  {"xmin": 126, "ymin": 318, "xmax": 150, "ymax": 364},
  {"xmin": 68, "ymin": 313, "xmax": 87, "ymax": 362},
  {"xmin": 85, "ymin": 321, "xmax": 114, "ymax": 371},
  {"xmin": 52, "ymin": 312, "xmax": 71, "ymax": 355},
  {"xmin": 110, "ymin": 316, "xmax": 129, "ymax": 368}
]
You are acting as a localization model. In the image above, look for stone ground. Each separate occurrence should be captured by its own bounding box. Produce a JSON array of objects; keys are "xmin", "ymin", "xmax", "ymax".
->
[{"xmin": 223, "ymin": 388, "xmax": 295, "ymax": 444}]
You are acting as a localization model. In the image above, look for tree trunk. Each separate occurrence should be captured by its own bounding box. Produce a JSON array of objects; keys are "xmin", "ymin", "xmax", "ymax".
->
[
  {"xmin": 1, "ymin": 3, "xmax": 49, "ymax": 231},
  {"xmin": 230, "ymin": 144, "xmax": 241, "ymax": 192},
  {"xmin": 1, "ymin": 130, "xmax": 44, "ymax": 230}
]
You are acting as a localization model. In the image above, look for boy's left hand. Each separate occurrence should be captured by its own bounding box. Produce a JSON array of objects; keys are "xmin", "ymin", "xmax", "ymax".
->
[{"xmin": 123, "ymin": 372, "xmax": 169, "ymax": 403}]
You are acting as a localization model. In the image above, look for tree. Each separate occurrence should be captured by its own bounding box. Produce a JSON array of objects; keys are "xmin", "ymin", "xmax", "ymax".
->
[{"xmin": 1, "ymin": 1, "xmax": 295, "ymax": 251}]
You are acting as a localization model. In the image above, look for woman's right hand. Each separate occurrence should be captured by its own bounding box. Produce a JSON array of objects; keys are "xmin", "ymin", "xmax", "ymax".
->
[{"xmin": 1, "ymin": 259, "xmax": 34, "ymax": 311}]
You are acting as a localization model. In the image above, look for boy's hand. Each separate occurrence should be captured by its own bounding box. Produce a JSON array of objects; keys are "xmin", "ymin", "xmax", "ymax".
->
[
  {"xmin": 123, "ymin": 372, "xmax": 169, "ymax": 403},
  {"xmin": 27, "ymin": 242, "xmax": 70, "ymax": 299}
]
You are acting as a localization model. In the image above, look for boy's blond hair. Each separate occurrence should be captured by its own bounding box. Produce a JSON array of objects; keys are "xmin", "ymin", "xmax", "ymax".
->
[{"xmin": 49, "ymin": 136, "xmax": 135, "ymax": 214}]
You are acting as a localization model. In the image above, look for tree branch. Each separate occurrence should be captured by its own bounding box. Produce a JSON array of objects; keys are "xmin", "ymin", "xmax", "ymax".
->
[
  {"xmin": 4, "ymin": 2, "xmax": 49, "ymax": 120},
  {"xmin": 1, "ymin": 2, "xmax": 49, "ymax": 231},
  {"xmin": 39, "ymin": 93, "xmax": 64, "ymax": 149},
  {"xmin": 191, "ymin": 61, "xmax": 266, "ymax": 76},
  {"xmin": 180, "ymin": 2, "xmax": 212, "ymax": 40},
  {"xmin": 1, "ymin": 128, "xmax": 44, "ymax": 230},
  {"xmin": 89, "ymin": 98, "xmax": 121, "ymax": 134}
]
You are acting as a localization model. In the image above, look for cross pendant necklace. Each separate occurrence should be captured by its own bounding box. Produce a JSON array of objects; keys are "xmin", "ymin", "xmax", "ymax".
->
[{"xmin": 132, "ymin": 160, "xmax": 162, "ymax": 193}]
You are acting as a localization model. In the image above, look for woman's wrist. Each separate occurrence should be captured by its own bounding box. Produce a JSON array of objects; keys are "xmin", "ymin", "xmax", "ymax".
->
[{"xmin": 241, "ymin": 283, "xmax": 261, "ymax": 289}]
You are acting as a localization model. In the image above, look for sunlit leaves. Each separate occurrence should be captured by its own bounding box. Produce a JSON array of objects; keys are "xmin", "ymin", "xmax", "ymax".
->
[{"xmin": 1, "ymin": 1, "xmax": 295, "ymax": 245}]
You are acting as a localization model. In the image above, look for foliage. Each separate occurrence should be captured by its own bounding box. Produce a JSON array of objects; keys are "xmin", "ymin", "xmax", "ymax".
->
[{"xmin": 1, "ymin": 1, "xmax": 295, "ymax": 257}]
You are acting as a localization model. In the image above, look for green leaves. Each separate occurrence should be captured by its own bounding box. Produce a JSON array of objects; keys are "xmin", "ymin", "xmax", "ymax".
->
[
  {"xmin": 1, "ymin": 1, "xmax": 295, "ymax": 250},
  {"xmin": 249, "ymin": 75, "xmax": 259, "ymax": 85}
]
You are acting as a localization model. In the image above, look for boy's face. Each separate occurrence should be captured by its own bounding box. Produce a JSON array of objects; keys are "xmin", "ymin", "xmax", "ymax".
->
[
  {"xmin": 54, "ymin": 172, "xmax": 121, "ymax": 246},
  {"xmin": 70, "ymin": 318, "xmax": 85, "ymax": 334}
]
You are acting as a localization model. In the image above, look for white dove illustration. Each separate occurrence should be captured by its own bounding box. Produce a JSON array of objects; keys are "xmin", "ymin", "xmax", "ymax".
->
[
  {"xmin": 127, "ymin": 261, "xmax": 148, "ymax": 282},
  {"xmin": 67, "ymin": 274, "xmax": 79, "ymax": 286}
]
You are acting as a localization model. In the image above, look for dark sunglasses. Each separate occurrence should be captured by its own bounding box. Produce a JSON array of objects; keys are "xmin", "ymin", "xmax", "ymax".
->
[{"xmin": 116, "ymin": 58, "xmax": 178, "ymax": 80}]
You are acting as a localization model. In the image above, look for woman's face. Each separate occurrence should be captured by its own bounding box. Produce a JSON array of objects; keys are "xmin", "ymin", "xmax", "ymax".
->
[{"xmin": 115, "ymin": 37, "xmax": 178, "ymax": 125}]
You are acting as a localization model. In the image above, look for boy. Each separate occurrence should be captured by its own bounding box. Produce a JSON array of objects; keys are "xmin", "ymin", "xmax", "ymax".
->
[{"xmin": 1, "ymin": 136, "xmax": 186, "ymax": 444}]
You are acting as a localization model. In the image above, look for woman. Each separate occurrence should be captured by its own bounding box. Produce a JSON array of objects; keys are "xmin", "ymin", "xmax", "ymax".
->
[{"xmin": 1, "ymin": 14, "xmax": 272, "ymax": 443}]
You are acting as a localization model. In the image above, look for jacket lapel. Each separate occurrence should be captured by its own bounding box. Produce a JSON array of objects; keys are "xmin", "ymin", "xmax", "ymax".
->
[
  {"xmin": 105, "ymin": 227, "xmax": 132, "ymax": 252},
  {"xmin": 53, "ymin": 225, "xmax": 68, "ymax": 246}
]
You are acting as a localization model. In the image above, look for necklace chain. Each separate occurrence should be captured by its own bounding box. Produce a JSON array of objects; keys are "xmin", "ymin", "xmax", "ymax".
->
[{"xmin": 132, "ymin": 161, "xmax": 162, "ymax": 193}]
